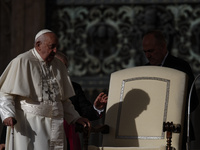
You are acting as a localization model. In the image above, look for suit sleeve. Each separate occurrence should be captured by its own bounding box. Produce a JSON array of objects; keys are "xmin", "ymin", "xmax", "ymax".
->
[{"xmin": 70, "ymin": 82, "xmax": 101, "ymax": 121}]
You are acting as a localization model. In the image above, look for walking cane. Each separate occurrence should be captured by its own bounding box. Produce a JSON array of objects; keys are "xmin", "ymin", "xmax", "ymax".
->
[
  {"xmin": 12, "ymin": 119, "xmax": 17, "ymax": 150},
  {"xmin": 12, "ymin": 127, "xmax": 14, "ymax": 150}
]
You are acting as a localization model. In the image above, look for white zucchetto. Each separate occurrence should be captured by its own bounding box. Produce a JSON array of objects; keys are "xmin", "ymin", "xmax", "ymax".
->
[{"xmin": 35, "ymin": 29, "xmax": 53, "ymax": 40}]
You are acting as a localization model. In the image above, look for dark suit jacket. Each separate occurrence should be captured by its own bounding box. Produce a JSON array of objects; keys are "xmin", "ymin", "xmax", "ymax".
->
[
  {"xmin": 147, "ymin": 54, "xmax": 199, "ymax": 111},
  {"xmin": 163, "ymin": 54, "xmax": 199, "ymax": 111},
  {"xmin": 147, "ymin": 54, "xmax": 199, "ymax": 149},
  {"xmin": 70, "ymin": 82, "xmax": 101, "ymax": 121}
]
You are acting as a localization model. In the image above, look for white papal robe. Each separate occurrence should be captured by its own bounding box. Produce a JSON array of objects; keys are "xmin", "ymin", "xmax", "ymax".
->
[{"xmin": 0, "ymin": 49, "xmax": 80, "ymax": 150}]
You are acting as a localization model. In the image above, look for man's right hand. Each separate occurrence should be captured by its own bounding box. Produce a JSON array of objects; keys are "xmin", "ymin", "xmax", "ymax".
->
[{"xmin": 3, "ymin": 117, "xmax": 17, "ymax": 128}]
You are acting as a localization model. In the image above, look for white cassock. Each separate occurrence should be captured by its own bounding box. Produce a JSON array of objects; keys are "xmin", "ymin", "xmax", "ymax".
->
[{"xmin": 0, "ymin": 49, "xmax": 80, "ymax": 150}]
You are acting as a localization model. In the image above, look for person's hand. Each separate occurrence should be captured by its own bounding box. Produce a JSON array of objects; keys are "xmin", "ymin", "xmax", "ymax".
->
[
  {"xmin": 3, "ymin": 117, "xmax": 17, "ymax": 128},
  {"xmin": 0, "ymin": 144, "xmax": 5, "ymax": 150},
  {"xmin": 76, "ymin": 117, "xmax": 90, "ymax": 128},
  {"xmin": 94, "ymin": 92, "xmax": 108, "ymax": 110}
]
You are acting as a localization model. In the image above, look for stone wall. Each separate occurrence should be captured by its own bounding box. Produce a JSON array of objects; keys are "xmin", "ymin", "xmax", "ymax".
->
[{"xmin": 0, "ymin": 0, "xmax": 45, "ymax": 74}]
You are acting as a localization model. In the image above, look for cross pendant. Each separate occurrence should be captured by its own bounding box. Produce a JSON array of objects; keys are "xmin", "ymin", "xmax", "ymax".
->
[{"xmin": 45, "ymin": 88, "xmax": 53, "ymax": 100}]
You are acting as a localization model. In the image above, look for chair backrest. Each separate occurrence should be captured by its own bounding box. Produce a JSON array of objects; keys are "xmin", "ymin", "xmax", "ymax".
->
[{"xmin": 102, "ymin": 66, "xmax": 188, "ymax": 150}]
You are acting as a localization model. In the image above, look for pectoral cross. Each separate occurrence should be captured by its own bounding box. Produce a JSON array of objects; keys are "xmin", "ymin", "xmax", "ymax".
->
[{"xmin": 45, "ymin": 87, "xmax": 53, "ymax": 101}]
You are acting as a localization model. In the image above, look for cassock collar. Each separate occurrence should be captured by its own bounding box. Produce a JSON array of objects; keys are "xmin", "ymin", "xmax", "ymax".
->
[{"xmin": 32, "ymin": 48, "xmax": 45, "ymax": 62}]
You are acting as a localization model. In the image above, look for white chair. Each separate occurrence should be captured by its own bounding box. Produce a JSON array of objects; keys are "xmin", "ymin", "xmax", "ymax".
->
[{"xmin": 80, "ymin": 66, "xmax": 188, "ymax": 150}]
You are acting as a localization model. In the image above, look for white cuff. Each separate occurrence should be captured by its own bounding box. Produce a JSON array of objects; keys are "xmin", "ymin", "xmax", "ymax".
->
[{"xmin": 93, "ymin": 105, "xmax": 104, "ymax": 115}]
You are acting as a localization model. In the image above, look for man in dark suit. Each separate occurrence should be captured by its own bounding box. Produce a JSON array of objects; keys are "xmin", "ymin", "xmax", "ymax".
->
[
  {"xmin": 64, "ymin": 81, "xmax": 107, "ymax": 150},
  {"xmin": 55, "ymin": 52, "xmax": 108, "ymax": 120},
  {"xmin": 142, "ymin": 30, "xmax": 199, "ymax": 150}
]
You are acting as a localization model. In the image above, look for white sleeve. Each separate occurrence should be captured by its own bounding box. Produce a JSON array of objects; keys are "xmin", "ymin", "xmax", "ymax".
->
[{"xmin": 0, "ymin": 92, "xmax": 15, "ymax": 122}]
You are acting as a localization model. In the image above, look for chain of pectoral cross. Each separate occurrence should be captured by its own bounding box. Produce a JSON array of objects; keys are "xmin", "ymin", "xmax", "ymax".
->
[
  {"xmin": 33, "ymin": 49, "xmax": 55, "ymax": 102},
  {"xmin": 43, "ymin": 64, "xmax": 55, "ymax": 101}
]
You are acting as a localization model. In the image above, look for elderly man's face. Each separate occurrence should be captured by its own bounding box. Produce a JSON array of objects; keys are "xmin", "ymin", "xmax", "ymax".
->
[
  {"xmin": 37, "ymin": 32, "xmax": 58, "ymax": 63},
  {"xmin": 142, "ymin": 34, "xmax": 166, "ymax": 65}
]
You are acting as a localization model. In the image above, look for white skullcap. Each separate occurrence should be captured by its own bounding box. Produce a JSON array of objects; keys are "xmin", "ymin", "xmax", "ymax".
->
[{"xmin": 35, "ymin": 29, "xmax": 53, "ymax": 40}]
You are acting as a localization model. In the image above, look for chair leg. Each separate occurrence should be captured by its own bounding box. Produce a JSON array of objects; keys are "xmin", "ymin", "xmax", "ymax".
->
[
  {"xmin": 163, "ymin": 122, "xmax": 181, "ymax": 150},
  {"xmin": 166, "ymin": 130, "xmax": 172, "ymax": 150},
  {"xmin": 163, "ymin": 122, "xmax": 173, "ymax": 150}
]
